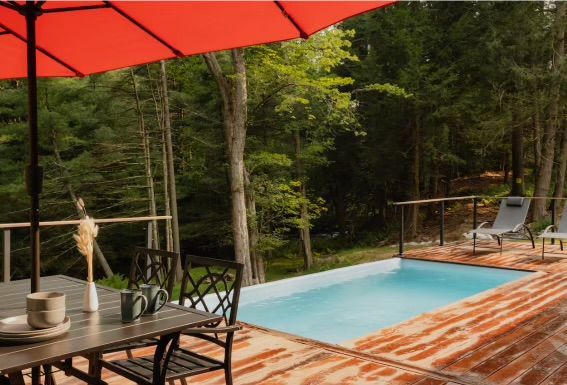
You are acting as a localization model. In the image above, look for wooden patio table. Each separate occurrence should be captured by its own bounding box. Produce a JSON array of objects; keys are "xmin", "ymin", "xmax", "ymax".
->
[{"xmin": 0, "ymin": 275, "xmax": 222, "ymax": 385}]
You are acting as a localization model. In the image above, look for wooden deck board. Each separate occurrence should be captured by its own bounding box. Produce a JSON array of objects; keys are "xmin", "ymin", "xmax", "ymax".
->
[{"xmin": 31, "ymin": 242, "xmax": 567, "ymax": 384}]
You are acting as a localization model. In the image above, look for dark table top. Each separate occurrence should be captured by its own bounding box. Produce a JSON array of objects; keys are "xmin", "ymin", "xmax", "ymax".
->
[{"xmin": 0, "ymin": 275, "xmax": 221, "ymax": 374}]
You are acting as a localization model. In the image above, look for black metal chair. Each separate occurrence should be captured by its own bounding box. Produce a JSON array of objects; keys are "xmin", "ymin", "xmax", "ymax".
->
[
  {"xmin": 52, "ymin": 248, "xmax": 181, "ymax": 385},
  {"xmin": 99, "ymin": 255, "xmax": 244, "ymax": 385},
  {"xmin": 128, "ymin": 247, "xmax": 180, "ymax": 295},
  {"xmin": 101, "ymin": 247, "xmax": 180, "ymax": 355}
]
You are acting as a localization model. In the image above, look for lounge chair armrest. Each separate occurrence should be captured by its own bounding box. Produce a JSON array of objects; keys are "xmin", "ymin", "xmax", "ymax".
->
[
  {"xmin": 182, "ymin": 325, "xmax": 242, "ymax": 335},
  {"xmin": 475, "ymin": 221, "xmax": 491, "ymax": 230},
  {"xmin": 542, "ymin": 225, "xmax": 558, "ymax": 235},
  {"xmin": 512, "ymin": 223, "xmax": 525, "ymax": 232}
]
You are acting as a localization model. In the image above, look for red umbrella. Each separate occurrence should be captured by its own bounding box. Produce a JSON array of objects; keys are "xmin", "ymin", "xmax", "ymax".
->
[{"xmin": 0, "ymin": 0, "xmax": 396, "ymax": 292}]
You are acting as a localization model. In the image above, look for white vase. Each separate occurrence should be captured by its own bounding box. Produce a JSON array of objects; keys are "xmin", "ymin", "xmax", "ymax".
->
[{"xmin": 83, "ymin": 281, "xmax": 99, "ymax": 312}]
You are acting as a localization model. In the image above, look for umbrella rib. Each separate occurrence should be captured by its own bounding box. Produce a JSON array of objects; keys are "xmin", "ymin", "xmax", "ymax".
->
[
  {"xmin": 105, "ymin": 1, "xmax": 184, "ymax": 58},
  {"xmin": 273, "ymin": 1, "xmax": 308, "ymax": 39},
  {"xmin": 42, "ymin": 4, "xmax": 110, "ymax": 14},
  {"xmin": 0, "ymin": 2, "xmax": 20, "ymax": 12},
  {"xmin": 0, "ymin": 23, "xmax": 84, "ymax": 77}
]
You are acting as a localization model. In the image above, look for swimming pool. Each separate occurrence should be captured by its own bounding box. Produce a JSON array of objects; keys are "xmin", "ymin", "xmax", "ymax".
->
[{"xmin": 237, "ymin": 258, "xmax": 531, "ymax": 344}]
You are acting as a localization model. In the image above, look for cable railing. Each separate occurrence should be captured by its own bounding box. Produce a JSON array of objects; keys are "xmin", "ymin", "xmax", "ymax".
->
[
  {"xmin": 0, "ymin": 215, "xmax": 172, "ymax": 282},
  {"xmin": 392, "ymin": 196, "xmax": 566, "ymax": 256}
]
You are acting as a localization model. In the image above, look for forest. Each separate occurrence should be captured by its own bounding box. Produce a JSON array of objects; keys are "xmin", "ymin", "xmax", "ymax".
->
[{"xmin": 0, "ymin": 1, "xmax": 565, "ymax": 285}]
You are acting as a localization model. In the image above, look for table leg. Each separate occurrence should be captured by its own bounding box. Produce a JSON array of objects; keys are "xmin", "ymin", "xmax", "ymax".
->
[
  {"xmin": 88, "ymin": 352, "xmax": 102, "ymax": 379},
  {"xmin": 7, "ymin": 372, "xmax": 25, "ymax": 385},
  {"xmin": 43, "ymin": 364, "xmax": 56, "ymax": 385},
  {"xmin": 31, "ymin": 367, "xmax": 41, "ymax": 385}
]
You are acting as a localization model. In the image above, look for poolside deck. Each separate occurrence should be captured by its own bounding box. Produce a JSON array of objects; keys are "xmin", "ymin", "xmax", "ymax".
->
[{"xmin": 51, "ymin": 241, "xmax": 567, "ymax": 385}]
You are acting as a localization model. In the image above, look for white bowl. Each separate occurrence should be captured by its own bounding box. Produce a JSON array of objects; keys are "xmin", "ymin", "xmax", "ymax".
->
[
  {"xmin": 27, "ymin": 309, "xmax": 65, "ymax": 329},
  {"xmin": 26, "ymin": 292, "xmax": 66, "ymax": 311}
]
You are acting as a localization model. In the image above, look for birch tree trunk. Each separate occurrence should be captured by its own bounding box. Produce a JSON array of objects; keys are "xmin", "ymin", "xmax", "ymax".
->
[
  {"xmin": 159, "ymin": 62, "xmax": 181, "ymax": 261},
  {"xmin": 130, "ymin": 69, "xmax": 159, "ymax": 249},
  {"xmin": 203, "ymin": 50, "xmax": 253, "ymax": 285},
  {"xmin": 293, "ymin": 129, "xmax": 313, "ymax": 270},
  {"xmin": 532, "ymin": 2, "xmax": 565, "ymax": 219}
]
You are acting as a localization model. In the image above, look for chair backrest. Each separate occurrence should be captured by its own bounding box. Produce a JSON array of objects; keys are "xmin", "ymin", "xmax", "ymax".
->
[
  {"xmin": 493, "ymin": 197, "xmax": 531, "ymax": 230},
  {"xmin": 128, "ymin": 247, "xmax": 180, "ymax": 298},
  {"xmin": 178, "ymin": 255, "xmax": 244, "ymax": 327}
]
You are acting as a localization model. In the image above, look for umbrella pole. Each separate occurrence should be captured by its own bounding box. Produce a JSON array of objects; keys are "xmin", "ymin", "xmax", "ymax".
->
[{"xmin": 25, "ymin": 2, "xmax": 42, "ymax": 294}]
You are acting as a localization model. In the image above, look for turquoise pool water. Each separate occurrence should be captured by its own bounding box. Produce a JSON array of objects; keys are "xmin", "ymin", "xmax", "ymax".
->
[{"xmin": 237, "ymin": 258, "xmax": 530, "ymax": 344}]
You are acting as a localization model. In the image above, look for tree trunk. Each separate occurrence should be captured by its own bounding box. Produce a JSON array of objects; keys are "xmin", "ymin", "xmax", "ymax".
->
[
  {"xmin": 333, "ymin": 183, "xmax": 347, "ymax": 236},
  {"xmin": 203, "ymin": 50, "xmax": 253, "ymax": 285},
  {"xmin": 532, "ymin": 97, "xmax": 542, "ymax": 181},
  {"xmin": 159, "ymin": 62, "xmax": 181, "ymax": 268},
  {"xmin": 130, "ymin": 69, "xmax": 159, "ymax": 249},
  {"xmin": 293, "ymin": 129, "xmax": 313, "ymax": 270},
  {"xmin": 162, "ymin": 134, "xmax": 173, "ymax": 252},
  {"xmin": 532, "ymin": 2, "xmax": 565, "ymax": 220},
  {"xmin": 50, "ymin": 130, "xmax": 113, "ymax": 278},
  {"xmin": 511, "ymin": 122, "xmax": 525, "ymax": 196},
  {"xmin": 244, "ymin": 167, "xmax": 265, "ymax": 284},
  {"xmin": 503, "ymin": 151, "xmax": 510, "ymax": 184},
  {"xmin": 553, "ymin": 122, "xmax": 567, "ymax": 199},
  {"xmin": 411, "ymin": 112, "xmax": 421, "ymax": 238},
  {"xmin": 147, "ymin": 66, "xmax": 173, "ymax": 252}
]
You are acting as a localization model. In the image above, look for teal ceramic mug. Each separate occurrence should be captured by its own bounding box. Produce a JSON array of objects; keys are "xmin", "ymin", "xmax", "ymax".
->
[
  {"xmin": 120, "ymin": 289, "xmax": 147, "ymax": 323},
  {"xmin": 140, "ymin": 284, "xmax": 169, "ymax": 315}
]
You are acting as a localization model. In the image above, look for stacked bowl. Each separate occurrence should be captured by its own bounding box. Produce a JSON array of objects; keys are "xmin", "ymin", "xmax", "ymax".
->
[
  {"xmin": 0, "ymin": 292, "xmax": 70, "ymax": 344},
  {"xmin": 27, "ymin": 292, "xmax": 66, "ymax": 329}
]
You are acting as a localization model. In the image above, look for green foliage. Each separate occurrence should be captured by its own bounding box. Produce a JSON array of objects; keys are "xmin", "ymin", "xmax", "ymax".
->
[
  {"xmin": 97, "ymin": 274, "xmax": 128, "ymax": 290},
  {"xmin": 0, "ymin": 2, "xmax": 563, "ymax": 280},
  {"xmin": 360, "ymin": 83, "xmax": 413, "ymax": 99}
]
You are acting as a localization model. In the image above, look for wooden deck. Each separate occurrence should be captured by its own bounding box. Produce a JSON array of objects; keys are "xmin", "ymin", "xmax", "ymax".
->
[{"xmin": 48, "ymin": 242, "xmax": 567, "ymax": 384}]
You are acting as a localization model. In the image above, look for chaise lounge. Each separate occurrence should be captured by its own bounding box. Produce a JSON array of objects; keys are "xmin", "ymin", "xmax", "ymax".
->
[
  {"xmin": 471, "ymin": 197, "xmax": 534, "ymax": 254},
  {"xmin": 540, "ymin": 203, "xmax": 567, "ymax": 259}
]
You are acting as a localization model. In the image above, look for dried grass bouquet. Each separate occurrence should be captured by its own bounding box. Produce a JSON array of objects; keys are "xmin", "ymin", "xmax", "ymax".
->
[{"xmin": 73, "ymin": 199, "xmax": 99, "ymax": 283}]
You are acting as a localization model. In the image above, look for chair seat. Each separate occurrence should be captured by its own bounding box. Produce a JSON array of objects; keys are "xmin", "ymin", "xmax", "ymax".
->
[
  {"xmin": 102, "ymin": 347, "xmax": 224, "ymax": 384},
  {"xmin": 540, "ymin": 232, "xmax": 567, "ymax": 240},
  {"xmin": 473, "ymin": 227, "xmax": 514, "ymax": 235},
  {"xmin": 102, "ymin": 338, "xmax": 159, "ymax": 354}
]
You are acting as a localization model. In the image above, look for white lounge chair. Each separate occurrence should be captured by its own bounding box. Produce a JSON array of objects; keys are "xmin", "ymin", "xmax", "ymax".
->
[
  {"xmin": 471, "ymin": 197, "xmax": 534, "ymax": 254},
  {"xmin": 540, "ymin": 203, "xmax": 567, "ymax": 259}
]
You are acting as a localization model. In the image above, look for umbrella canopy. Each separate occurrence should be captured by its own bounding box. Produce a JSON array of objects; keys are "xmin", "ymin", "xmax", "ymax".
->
[
  {"xmin": 0, "ymin": 1, "xmax": 394, "ymax": 78},
  {"xmin": 0, "ymin": 0, "xmax": 395, "ymax": 292}
]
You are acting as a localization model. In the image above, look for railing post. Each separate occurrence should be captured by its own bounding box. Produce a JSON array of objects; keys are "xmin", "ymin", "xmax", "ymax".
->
[
  {"xmin": 473, "ymin": 197, "xmax": 478, "ymax": 230},
  {"xmin": 551, "ymin": 199, "xmax": 556, "ymax": 245},
  {"xmin": 399, "ymin": 205, "xmax": 405, "ymax": 256},
  {"xmin": 146, "ymin": 221, "xmax": 153, "ymax": 249},
  {"xmin": 146, "ymin": 221, "xmax": 153, "ymax": 280},
  {"xmin": 3, "ymin": 230, "xmax": 10, "ymax": 282},
  {"xmin": 439, "ymin": 201, "xmax": 445, "ymax": 246}
]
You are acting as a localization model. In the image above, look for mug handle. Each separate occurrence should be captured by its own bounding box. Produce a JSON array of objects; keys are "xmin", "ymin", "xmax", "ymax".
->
[
  {"xmin": 134, "ymin": 295, "xmax": 148, "ymax": 321},
  {"xmin": 155, "ymin": 289, "xmax": 169, "ymax": 313}
]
